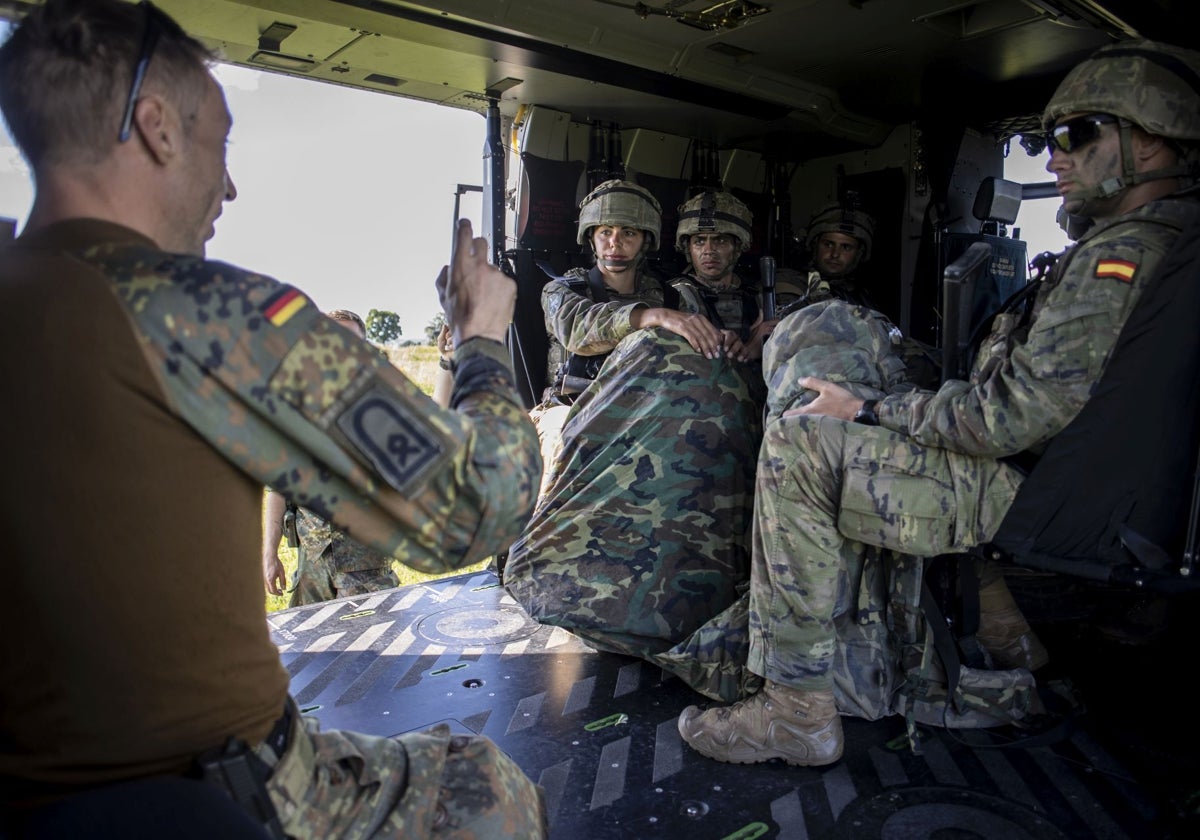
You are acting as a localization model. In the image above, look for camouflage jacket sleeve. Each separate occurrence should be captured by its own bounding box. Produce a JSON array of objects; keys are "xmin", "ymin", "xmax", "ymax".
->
[
  {"xmin": 86, "ymin": 244, "xmax": 542, "ymax": 574},
  {"xmin": 878, "ymin": 203, "xmax": 1191, "ymax": 456},
  {"xmin": 541, "ymin": 270, "xmax": 651, "ymax": 356}
]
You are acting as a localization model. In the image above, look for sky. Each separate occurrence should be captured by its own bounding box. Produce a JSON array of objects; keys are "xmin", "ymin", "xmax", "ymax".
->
[{"xmin": 0, "ymin": 28, "xmax": 1069, "ymax": 338}]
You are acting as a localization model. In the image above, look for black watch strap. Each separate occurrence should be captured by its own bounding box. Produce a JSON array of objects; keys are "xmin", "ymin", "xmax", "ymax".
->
[{"xmin": 853, "ymin": 399, "xmax": 880, "ymax": 426}]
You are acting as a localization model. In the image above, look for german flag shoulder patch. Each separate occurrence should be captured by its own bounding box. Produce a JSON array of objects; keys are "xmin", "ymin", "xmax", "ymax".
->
[
  {"xmin": 1095, "ymin": 259, "xmax": 1137, "ymax": 283},
  {"xmin": 262, "ymin": 286, "xmax": 309, "ymax": 326}
]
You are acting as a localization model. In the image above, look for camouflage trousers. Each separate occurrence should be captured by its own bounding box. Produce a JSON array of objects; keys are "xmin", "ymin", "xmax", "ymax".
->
[
  {"xmin": 527, "ymin": 400, "xmax": 571, "ymax": 497},
  {"xmin": 747, "ymin": 412, "xmax": 1024, "ymax": 690},
  {"xmin": 289, "ymin": 539, "xmax": 399, "ymax": 608},
  {"xmin": 264, "ymin": 708, "xmax": 547, "ymax": 839}
]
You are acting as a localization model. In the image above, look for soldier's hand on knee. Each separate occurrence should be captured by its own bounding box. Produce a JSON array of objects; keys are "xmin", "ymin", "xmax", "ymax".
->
[
  {"xmin": 636, "ymin": 309, "xmax": 723, "ymax": 358},
  {"xmin": 785, "ymin": 377, "xmax": 861, "ymax": 421},
  {"xmin": 720, "ymin": 330, "xmax": 749, "ymax": 361}
]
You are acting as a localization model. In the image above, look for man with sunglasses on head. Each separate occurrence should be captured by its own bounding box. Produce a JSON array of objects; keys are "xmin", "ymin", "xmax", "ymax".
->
[
  {"xmin": 0, "ymin": 1, "xmax": 546, "ymax": 837},
  {"xmin": 677, "ymin": 39, "xmax": 1200, "ymax": 768}
]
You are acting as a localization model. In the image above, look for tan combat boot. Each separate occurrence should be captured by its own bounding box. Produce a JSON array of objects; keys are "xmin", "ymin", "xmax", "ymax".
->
[
  {"xmin": 976, "ymin": 576, "xmax": 1050, "ymax": 671},
  {"xmin": 677, "ymin": 682, "xmax": 842, "ymax": 766}
]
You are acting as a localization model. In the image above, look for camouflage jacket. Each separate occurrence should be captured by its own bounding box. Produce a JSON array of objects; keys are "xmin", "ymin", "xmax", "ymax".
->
[
  {"xmin": 542, "ymin": 265, "xmax": 667, "ymax": 363},
  {"xmin": 85, "ymin": 233, "xmax": 542, "ymax": 574},
  {"xmin": 541, "ymin": 265, "xmax": 693, "ymax": 388},
  {"xmin": 878, "ymin": 196, "xmax": 1199, "ymax": 457},
  {"xmin": 295, "ymin": 506, "xmax": 391, "ymax": 570}
]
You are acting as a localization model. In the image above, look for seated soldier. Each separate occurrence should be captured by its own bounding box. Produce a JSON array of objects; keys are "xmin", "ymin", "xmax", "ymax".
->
[
  {"xmin": 676, "ymin": 39, "xmax": 1200, "ymax": 767},
  {"xmin": 780, "ymin": 199, "xmax": 940, "ymax": 388},
  {"xmin": 672, "ymin": 189, "xmax": 774, "ymax": 363},
  {"xmin": 0, "ymin": 2, "xmax": 546, "ymax": 836},
  {"xmin": 529, "ymin": 178, "xmax": 724, "ymax": 475},
  {"xmin": 776, "ymin": 201, "xmax": 877, "ymax": 316},
  {"xmin": 507, "ymin": 187, "xmax": 769, "ymax": 702}
]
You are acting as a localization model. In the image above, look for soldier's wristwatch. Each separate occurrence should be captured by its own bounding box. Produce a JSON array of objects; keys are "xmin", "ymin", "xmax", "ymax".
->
[{"xmin": 853, "ymin": 399, "xmax": 880, "ymax": 426}]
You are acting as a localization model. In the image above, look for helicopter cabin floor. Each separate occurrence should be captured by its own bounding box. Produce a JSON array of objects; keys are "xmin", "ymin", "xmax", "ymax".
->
[{"xmin": 267, "ymin": 569, "xmax": 1200, "ymax": 839}]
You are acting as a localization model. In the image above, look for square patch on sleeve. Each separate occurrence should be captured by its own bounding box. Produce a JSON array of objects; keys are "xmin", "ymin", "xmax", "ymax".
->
[{"xmin": 336, "ymin": 385, "xmax": 448, "ymax": 494}]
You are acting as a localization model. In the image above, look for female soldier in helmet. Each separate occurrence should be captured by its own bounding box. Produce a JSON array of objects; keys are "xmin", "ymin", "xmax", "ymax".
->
[{"xmin": 539, "ymin": 179, "xmax": 724, "ymax": 403}]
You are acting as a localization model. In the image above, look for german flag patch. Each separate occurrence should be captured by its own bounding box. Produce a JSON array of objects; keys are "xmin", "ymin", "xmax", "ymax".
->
[
  {"xmin": 262, "ymin": 286, "xmax": 308, "ymax": 326},
  {"xmin": 1095, "ymin": 259, "xmax": 1137, "ymax": 283}
]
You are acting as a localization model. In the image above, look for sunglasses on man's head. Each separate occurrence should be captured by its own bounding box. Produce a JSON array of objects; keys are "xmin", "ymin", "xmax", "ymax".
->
[
  {"xmin": 118, "ymin": 1, "xmax": 170, "ymax": 142},
  {"xmin": 1044, "ymin": 114, "xmax": 1119, "ymax": 155}
]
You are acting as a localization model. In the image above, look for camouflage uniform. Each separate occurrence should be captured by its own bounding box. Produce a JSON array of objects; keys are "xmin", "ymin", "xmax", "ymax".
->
[
  {"xmin": 776, "ymin": 202, "xmax": 878, "ymax": 318},
  {"xmin": 288, "ymin": 507, "xmax": 399, "ymax": 607},
  {"xmin": 0, "ymin": 220, "xmax": 546, "ymax": 836},
  {"xmin": 775, "ymin": 268, "xmax": 873, "ymax": 317},
  {"xmin": 671, "ymin": 190, "xmax": 762, "ymax": 342},
  {"xmin": 265, "ymin": 715, "xmax": 543, "ymax": 839},
  {"xmin": 512, "ymin": 186, "xmax": 767, "ymax": 701},
  {"xmin": 775, "ymin": 269, "xmax": 941, "ymax": 390},
  {"xmin": 532, "ymin": 179, "xmax": 682, "ymax": 493},
  {"xmin": 751, "ymin": 196, "xmax": 1198, "ymax": 692}
]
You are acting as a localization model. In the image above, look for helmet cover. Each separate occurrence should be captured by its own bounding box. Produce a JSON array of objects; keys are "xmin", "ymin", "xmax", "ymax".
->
[
  {"xmin": 805, "ymin": 203, "xmax": 875, "ymax": 263},
  {"xmin": 576, "ymin": 179, "xmax": 662, "ymax": 249},
  {"xmin": 1042, "ymin": 39, "xmax": 1200, "ymax": 140},
  {"xmin": 675, "ymin": 190, "xmax": 753, "ymax": 251}
]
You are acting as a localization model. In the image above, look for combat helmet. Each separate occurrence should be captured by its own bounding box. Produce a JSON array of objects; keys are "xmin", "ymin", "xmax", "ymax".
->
[
  {"xmin": 675, "ymin": 190, "xmax": 753, "ymax": 251},
  {"xmin": 576, "ymin": 179, "xmax": 662, "ymax": 250},
  {"xmin": 805, "ymin": 203, "xmax": 875, "ymax": 264},
  {"xmin": 1042, "ymin": 40, "xmax": 1200, "ymax": 201}
]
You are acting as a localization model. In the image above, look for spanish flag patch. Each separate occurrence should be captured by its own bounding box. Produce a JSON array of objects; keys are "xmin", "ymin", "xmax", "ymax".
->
[
  {"xmin": 1095, "ymin": 259, "xmax": 1137, "ymax": 283},
  {"xmin": 262, "ymin": 286, "xmax": 308, "ymax": 326}
]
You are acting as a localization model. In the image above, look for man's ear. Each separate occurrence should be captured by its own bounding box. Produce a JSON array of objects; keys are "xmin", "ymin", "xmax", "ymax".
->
[
  {"xmin": 132, "ymin": 94, "xmax": 182, "ymax": 165},
  {"xmin": 1131, "ymin": 126, "xmax": 1168, "ymax": 164}
]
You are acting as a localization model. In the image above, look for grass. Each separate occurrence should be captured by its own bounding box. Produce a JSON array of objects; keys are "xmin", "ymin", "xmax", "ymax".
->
[{"xmin": 264, "ymin": 344, "xmax": 490, "ymax": 613}]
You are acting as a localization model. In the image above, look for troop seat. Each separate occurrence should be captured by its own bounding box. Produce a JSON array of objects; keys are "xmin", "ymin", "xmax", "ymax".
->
[{"xmin": 509, "ymin": 153, "xmax": 588, "ymax": 408}]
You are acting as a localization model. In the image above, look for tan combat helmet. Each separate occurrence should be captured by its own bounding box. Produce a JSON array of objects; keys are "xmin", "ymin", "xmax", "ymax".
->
[
  {"xmin": 1042, "ymin": 39, "xmax": 1200, "ymax": 206},
  {"xmin": 805, "ymin": 203, "xmax": 875, "ymax": 264},
  {"xmin": 675, "ymin": 190, "xmax": 753, "ymax": 252},
  {"xmin": 576, "ymin": 179, "xmax": 662, "ymax": 250}
]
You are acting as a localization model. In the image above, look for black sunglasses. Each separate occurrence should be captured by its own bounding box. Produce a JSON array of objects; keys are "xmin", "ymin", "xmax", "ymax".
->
[
  {"xmin": 117, "ymin": 2, "xmax": 167, "ymax": 142},
  {"xmin": 1044, "ymin": 113, "xmax": 1119, "ymax": 155}
]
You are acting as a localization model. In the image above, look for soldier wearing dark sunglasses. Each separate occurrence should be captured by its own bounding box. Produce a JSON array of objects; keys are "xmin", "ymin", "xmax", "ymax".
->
[
  {"xmin": 677, "ymin": 39, "xmax": 1200, "ymax": 769},
  {"xmin": 1043, "ymin": 44, "xmax": 1200, "ymax": 226},
  {"xmin": 0, "ymin": 1, "xmax": 546, "ymax": 837}
]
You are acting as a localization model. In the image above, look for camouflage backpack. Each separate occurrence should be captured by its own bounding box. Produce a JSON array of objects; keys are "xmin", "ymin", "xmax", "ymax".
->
[{"xmin": 831, "ymin": 547, "xmax": 1058, "ymax": 750}]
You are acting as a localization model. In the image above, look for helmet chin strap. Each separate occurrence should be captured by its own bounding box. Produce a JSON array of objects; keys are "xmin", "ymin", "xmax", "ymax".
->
[
  {"xmin": 592, "ymin": 240, "xmax": 648, "ymax": 272},
  {"xmin": 1068, "ymin": 121, "xmax": 1197, "ymax": 212}
]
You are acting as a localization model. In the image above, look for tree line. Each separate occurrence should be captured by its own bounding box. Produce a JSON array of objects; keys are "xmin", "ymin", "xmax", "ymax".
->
[{"xmin": 365, "ymin": 309, "xmax": 446, "ymax": 347}]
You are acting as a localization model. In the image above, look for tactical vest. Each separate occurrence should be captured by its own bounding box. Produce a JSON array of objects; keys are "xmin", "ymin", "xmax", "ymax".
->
[
  {"xmin": 688, "ymin": 279, "xmax": 761, "ymax": 342},
  {"xmin": 990, "ymin": 202, "xmax": 1200, "ymax": 581},
  {"xmin": 551, "ymin": 266, "xmax": 680, "ymax": 399}
]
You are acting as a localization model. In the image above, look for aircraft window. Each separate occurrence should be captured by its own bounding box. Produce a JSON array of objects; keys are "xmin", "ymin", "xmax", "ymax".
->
[{"xmin": 1003, "ymin": 151, "xmax": 1070, "ymax": 259}]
